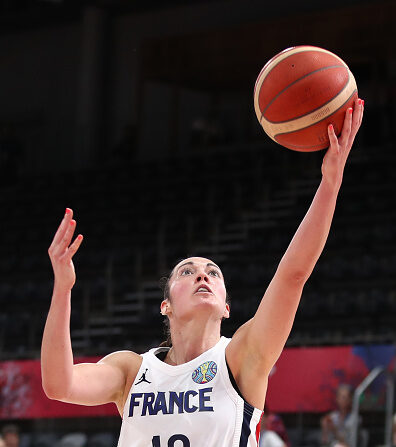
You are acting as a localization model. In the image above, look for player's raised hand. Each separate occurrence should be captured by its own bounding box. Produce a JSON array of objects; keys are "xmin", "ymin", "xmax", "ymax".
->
[
  {"xmin": 321, "ymin": 97, "xmax": 364, "ymax": 187},
  {"xmin": 48, "ymin": 208, "xmax": 83, "ymax": 291}
]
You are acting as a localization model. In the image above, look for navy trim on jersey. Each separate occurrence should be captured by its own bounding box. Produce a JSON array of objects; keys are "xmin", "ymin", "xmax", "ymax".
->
[
  {"xmin": 239, "ymin": 401, "xmax": 254, "ymax": 447},
  {"xmin": 156, "ymin": 350, "xmax": 168, "ymax": 361},
  {"xmin": 225, "ymin": 358, "xmax": 244, "ymax": 399}
]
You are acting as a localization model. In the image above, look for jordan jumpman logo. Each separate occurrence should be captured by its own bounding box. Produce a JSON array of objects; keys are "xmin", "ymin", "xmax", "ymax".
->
[{"xmin": 135, "ymin": 368, "xmax": 151, "ymax": 385}]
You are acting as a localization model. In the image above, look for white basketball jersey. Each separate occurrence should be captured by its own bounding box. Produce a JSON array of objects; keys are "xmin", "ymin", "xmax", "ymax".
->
[{"xmin": 117, "ymin": 336, "xmax": 262, "ymax": 447}]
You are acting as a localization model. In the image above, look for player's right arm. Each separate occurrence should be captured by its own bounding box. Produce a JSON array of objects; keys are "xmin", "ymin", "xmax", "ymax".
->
[{"xmin": 41, "ymin": 209, "xmax": 141, "ymax": 413}]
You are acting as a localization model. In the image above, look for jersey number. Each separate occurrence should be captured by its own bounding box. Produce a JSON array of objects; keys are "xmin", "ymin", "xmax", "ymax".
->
[{"xmin": 152, "ymin": 434, "xmax": 190, "ymax": 446}]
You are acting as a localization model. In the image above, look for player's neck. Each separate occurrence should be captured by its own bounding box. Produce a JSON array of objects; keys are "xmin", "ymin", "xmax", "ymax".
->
[{"xmin": 166, "ymin": 321, "xmax": 221, "ymax": 365}]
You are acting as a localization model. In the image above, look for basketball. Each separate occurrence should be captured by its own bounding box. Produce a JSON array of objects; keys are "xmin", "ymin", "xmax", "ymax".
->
[{"xmin": 254, "ymin": 45, "xmax": 358, "ymax": 151}]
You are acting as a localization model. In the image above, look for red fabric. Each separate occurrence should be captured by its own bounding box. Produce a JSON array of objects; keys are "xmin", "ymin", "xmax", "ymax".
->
[
  {"xmin": 0, "ymin": 357, "xmax": 117, "ymax": 419},
  {"xmin": 265, "ymin": 346, "xmax": 369, "ymax": 413}
]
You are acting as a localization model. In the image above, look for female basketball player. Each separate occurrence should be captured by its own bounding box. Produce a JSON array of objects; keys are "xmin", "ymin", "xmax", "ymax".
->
[{"xmin": 41, "ymin": 98, "xmax": 364, "ymax": 447}]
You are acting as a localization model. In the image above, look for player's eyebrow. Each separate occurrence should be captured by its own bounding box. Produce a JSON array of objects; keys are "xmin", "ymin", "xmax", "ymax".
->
[
  {"xmin": 176, "ymin": 261, "xmax": 221, "ymax": 274},
  {"xmin": 176, "ymin": 261, "xmax": 194, "ymax": 273},
  {"xmin": 206, "ymin": 262, "xmax": 221, "ymax": 271}
]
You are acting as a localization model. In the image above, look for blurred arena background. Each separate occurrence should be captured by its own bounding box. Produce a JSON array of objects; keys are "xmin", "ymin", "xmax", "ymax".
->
[{"xmin": 0, "ymin": 0, "xmax": 395, "ymax": 446}]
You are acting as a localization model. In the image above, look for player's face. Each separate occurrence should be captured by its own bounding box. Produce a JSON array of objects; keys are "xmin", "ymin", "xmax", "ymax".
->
[{"xmin": 163, "ymin": 257, "xmax": 229, "ymax": 322}]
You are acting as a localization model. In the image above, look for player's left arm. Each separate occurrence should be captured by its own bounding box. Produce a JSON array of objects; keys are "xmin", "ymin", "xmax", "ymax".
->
[{"xmin": 228, "ymin": 98, "xmax": 364, "ymax": 378}]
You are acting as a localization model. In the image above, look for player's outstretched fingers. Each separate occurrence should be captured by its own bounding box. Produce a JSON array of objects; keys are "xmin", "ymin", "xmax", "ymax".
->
[
  {"xmin": 49, "ymin": 208, "xmax": 74, "ymax": 251},
  {"xmin": 327, "ymin": 124, "xmax": 339, "ymax": 154},
  {"xmin": 359, "ymin": 99, "xmax": 364, "ymax": 125},
  {"xmin": 356, "ymin": 98, "xmax": 364, "ymax": 128},
  {"xmin": 338, "ymin": 107, "xmax": 353, "ymax": 150},
  {"xmin": 348, "ymin": 98, "xmax": 364, "ymax": 148},
  {"xmin": 52, "ymin": 219, "xmax": 77, "ymax": 258},
  {"xmin": 351, "ymin": 98, "xmax": 361, "ymax": 130},
  {"xmin": 68, "ymin": 234, "xmax": 83, "ymax": 259}
]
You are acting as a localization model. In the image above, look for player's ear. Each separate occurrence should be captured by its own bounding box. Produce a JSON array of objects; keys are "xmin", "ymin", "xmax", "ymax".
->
[
  {"xmin": 223, "ymin": 303, "xmax": 230, "ymax": 319},
  {"xmin": 160, "ymin": 299, "xmax": 171, "ymax": 316}
]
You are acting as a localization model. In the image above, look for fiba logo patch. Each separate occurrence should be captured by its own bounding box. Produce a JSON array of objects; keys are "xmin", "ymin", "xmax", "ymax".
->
[{"xmin": 192, "ymin": 361, "xmax": 217, "ymax": 384}]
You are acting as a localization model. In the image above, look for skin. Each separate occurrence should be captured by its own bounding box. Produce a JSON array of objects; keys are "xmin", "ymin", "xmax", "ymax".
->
[
  {"xmin": 3, "ymin": 433, "xmax": 19, "ymax": 447},
  {"xmin": 41, "ymin": 98, "xmax": 364, "ymax": 415},
  {"xmin": 160, "ymin": 258, "xmax": 229, "ymax": 366}
]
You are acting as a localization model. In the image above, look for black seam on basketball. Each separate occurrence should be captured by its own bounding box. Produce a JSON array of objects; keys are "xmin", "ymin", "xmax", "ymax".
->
[
  {"xmin": 273, "ymin": 88, "xmax": 357, "ymax": 150},
  {"xmin": 265, "ymin": 69, "xmax": 352, "ymax": 125},
  {"xmin": 255, "ymin": 47, "xmax": 333, "ymax": 95},
  {"xmin": 260, "ymin": 64, "xmax": 346, "ymax": 119}
]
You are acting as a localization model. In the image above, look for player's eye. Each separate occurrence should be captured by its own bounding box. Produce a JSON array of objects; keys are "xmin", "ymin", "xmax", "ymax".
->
[
  {"xmin": 209, "ymin": 269, "xmax": 220, "ymax": 277},
  {"xmin": 180, "ymin": 268, "xmax": 193, "ymax": 276}
]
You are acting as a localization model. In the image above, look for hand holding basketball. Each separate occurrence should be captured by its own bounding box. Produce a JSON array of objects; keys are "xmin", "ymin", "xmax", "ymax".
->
[
  {"xmin": 48, "ymin": 208, "xmax": 83, "ymax": 291},
  {"xmin": 321, "ymin": 97, "xmax": 364, "ymax": 187}
]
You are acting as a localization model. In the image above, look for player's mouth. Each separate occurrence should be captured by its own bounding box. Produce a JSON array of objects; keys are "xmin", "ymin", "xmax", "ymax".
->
[{"xmin": 194, "ymin": 284, "xmax": 213, "ymax": 294}]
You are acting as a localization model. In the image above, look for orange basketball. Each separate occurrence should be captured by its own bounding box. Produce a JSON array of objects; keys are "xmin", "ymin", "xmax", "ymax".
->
[{"xmin": 254, "ymin": 46, "xmax": 358, "ymax": 151}]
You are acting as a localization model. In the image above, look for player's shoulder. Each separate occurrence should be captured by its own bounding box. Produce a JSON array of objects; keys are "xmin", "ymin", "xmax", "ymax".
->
[
  {"xmin": 98, "ymin": 350, "xmax": 143, "ymax": 374},
  {"xmin": 98, "ymin": 350, "xmax": 143, "ymax": 414}
]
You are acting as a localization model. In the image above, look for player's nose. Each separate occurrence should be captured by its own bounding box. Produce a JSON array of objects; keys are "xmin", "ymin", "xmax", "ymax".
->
[{"xmin": 196, "ymin": 272, "xmax": 209, "ymax": 282}]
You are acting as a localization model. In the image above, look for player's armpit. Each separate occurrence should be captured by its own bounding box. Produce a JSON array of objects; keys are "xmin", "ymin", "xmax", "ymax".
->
[
  {"xmin": 228, "ymin": 269, "xmax": 304, "ymax": 378},
  {"xmin": 226, "ymin": 325, "xmax": 269, "ymax": 409},
  {"xmin": 226, "ymin": 276, "xmax": 302, "ymax": 409}
]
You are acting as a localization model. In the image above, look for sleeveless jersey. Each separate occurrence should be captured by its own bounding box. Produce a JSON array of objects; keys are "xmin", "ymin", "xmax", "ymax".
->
[{"xmin": 117, "ymin": 337, "xmax": 262, "ymax": 447}]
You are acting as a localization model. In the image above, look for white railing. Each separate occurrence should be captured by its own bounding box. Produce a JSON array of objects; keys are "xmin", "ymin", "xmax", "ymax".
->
[{"xmin": 351, "ymin": 366, "xmax": 395, "ymax": 447}]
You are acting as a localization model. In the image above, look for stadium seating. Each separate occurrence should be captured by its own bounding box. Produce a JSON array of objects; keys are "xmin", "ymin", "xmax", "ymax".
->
[{"xmin": 0, "ymin": 140, "xmax": 395, "ymax": 359}]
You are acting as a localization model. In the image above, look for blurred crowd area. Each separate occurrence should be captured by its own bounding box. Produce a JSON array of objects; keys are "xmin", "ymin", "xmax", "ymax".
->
[{"xmin": 0, "ymin": 423, "xmax": 118, "ymax": 447}]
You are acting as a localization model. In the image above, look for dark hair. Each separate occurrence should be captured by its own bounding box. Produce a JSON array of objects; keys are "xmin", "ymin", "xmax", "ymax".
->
[
  {"xmin": 158, "ymin": 259, "xmax": 231, "ymax": 347},
  {"xmin": 159, "ymin": 274, "xmax": 172, "ymax": 347}
]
